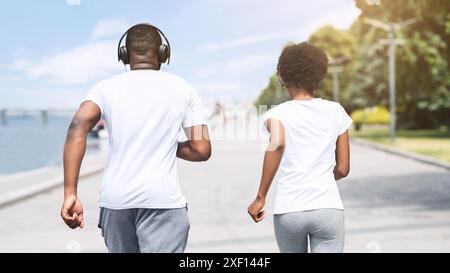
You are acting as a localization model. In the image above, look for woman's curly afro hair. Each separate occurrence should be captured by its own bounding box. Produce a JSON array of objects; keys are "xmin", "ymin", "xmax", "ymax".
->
[{"xmin": 277, "ymin": 42, "xmax": 328, "ymax": 92}]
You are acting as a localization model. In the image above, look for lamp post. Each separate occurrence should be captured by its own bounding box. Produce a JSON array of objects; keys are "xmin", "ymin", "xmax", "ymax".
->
[
  {"xmin": 328, "ymin": 56, "xmax": 350, "ymax": 103},
  {"xmin": 364, "ymin": 18, "xmax": 417, "ymax": 143}
]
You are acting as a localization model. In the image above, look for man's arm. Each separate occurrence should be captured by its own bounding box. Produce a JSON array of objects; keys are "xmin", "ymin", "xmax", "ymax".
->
[
  {"xmin": 61, "ymin": 101, "xmax": 101, "ymax": 229},
  {"xmin": 248, "ymin": 119, "xmax": 285, "ymax": 223},
  {"xmin": 334, "ymin": 130, "xmax": 350, "ymax": 181},
  {"xmin": 177, "ymin": 125, "xmax": 212, "ymax": 162}
]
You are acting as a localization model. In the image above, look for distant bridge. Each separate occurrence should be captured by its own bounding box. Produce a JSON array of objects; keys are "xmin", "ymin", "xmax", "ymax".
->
[{"xmin": 0, "ymin": 109, "xmax": 76, "ymax": 126}]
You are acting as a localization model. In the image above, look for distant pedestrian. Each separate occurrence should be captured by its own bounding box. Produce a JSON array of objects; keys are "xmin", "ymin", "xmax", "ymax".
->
[
  {"xmin": 248, "ymin": 42, "xmax": 352, "ymax": 253},
  {"xmin": 61, "ymin": 23, "xmax": 211, "ymax": 253}
]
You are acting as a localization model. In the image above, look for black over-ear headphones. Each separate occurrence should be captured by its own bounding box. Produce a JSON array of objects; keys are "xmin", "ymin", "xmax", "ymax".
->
[{"xmin": 117, "ymin": 23, "xmax": 171, "ymax": 65}]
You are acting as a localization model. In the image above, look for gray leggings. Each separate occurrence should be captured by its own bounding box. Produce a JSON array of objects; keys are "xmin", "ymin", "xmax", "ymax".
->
[
  {"xmin": 274, "ymin": 209, "xmax": 345, "ymax": 253},
  {"xmin": 98, "ymin": 207, "xmax": 190, "ymax": 253}
]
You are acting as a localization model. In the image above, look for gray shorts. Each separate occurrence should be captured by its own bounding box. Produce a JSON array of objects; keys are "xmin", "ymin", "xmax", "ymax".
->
[
  {"xmin": 98, "ymin": 207, "xmax": 190, "ymax": 253},
  {"xmin": 274, "ymin": 209, "xmax": 345, "ymax": 253}
]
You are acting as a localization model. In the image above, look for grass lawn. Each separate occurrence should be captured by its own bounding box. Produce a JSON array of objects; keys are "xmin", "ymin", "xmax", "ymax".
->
[{"xmin": 350, "ymin": 127, "xmax": 450, "ymax": 164}]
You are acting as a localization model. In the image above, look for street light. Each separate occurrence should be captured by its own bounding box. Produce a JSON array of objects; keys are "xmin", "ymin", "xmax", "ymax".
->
[
  {"xmin": 364, "ymin": 18, "xmax": 417, "ymax": 144},
  {"xmin": 329, "ymin": 56, "xmax": 350, "ymax": 103}
]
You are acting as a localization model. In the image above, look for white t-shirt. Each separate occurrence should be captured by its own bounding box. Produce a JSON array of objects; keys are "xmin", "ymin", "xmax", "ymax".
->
[
  {"xmin": 264, "ymin": 98, "xmax": 353, "ymax": 214},
  {"xmin": 84, "ymin": 70, "xmax": 207, "ymax": 210}
]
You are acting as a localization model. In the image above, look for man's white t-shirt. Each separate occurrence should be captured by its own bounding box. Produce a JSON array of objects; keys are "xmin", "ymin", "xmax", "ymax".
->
[
  {"xmin": 84, "ymin": 70, "xmax": 207, "ymax": 210},
  {"xmin": 264, "ymin": 98, "xmax": 353, "ymax": 214}
]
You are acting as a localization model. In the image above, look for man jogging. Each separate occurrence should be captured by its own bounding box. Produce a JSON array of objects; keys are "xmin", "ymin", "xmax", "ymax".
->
[{"xmin": 60, "ymin": 23, "xmax": 211, "ymax": 253}]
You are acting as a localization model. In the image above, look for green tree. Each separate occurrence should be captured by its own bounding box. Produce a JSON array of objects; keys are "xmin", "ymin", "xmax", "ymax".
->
[
  {"xmin": 254, "ymin": 26, "xmax": 359, "ymax": 109},
  {"xmin": 255, "ymin": 0, "xmax": 450, "ymax": 129},
  {"xmin": 309, "ymin": 25, "xmax": 358, "ymax": 111},
  {"xmin": 351, "ymin": 0, "xmax": 450, "ymax": 128},
  {"xmin": 254, "ymin": 75, "xmax": 289, "ymax": 107}
]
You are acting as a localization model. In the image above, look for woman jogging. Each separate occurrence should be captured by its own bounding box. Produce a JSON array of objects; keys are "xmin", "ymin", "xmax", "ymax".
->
[{"xmin": 248, "ymin": 42, "xmax": 353, "ymax": 253}]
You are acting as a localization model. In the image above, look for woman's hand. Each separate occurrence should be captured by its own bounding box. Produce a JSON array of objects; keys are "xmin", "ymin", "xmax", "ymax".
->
[{"xmin": 248, "ymin": 197, "xmax": 266, "ymax": 223}]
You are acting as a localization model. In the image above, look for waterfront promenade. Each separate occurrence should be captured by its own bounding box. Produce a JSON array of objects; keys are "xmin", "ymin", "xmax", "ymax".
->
[{"xmin": 0, "ymin": 138, "xmax": 449, "ymax": 252}]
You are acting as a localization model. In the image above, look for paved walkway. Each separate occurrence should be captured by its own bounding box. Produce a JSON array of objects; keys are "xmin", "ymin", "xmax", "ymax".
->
[{"xmin": 0, "ymin": 140, "xmax": 449, "ymax": 252}]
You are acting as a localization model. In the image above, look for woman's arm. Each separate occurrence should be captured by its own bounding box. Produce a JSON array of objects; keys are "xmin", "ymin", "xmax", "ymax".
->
[
  {"xmin": 248, "ymin": 119, "xmax": 285, "ymax": 223},
  {"xmin": 334, "ymin": 130, "xmax": 350, "ymax": 181}
]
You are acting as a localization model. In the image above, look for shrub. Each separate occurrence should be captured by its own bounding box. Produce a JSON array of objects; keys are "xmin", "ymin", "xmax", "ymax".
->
[{"xmin": 351, "ymin": 106, "xmax": 390, "ymax": 130}]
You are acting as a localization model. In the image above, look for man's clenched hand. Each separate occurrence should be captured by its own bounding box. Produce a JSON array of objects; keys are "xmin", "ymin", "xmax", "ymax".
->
[{"xmin": 61, "ymin": 195, "xmax": 84, "ymax": 229}]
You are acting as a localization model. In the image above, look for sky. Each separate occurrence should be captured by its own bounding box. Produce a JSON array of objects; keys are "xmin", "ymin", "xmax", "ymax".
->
[{"xmin": 0, "ymin": 0, "xmax": 361, "ymax": 109}]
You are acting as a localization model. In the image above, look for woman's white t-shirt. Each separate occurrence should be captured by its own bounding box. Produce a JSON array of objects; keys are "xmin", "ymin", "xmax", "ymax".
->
[{"xmin": 264, "ymin": 99, "xmax": 353, "ymax": 214}]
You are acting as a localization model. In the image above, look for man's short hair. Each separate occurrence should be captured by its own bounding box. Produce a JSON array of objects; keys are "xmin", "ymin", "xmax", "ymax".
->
[
  {"xmin": 277, "ymin": 42, "xmax": 329, "ymax": 92},
  {"xmin": 126, "ymin": 25, "xmax": 162, "ymax": 56}
]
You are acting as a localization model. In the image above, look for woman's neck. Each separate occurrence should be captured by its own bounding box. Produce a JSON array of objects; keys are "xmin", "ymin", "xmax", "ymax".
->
[{"xmin": 287, "ymin": 87, "xmax": 316, "ymax": 101}]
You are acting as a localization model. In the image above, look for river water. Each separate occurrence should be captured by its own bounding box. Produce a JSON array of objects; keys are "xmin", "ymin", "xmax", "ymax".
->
[{"xmin": 0, "ymin": 115, "xmax": 100, "ymax": 175}]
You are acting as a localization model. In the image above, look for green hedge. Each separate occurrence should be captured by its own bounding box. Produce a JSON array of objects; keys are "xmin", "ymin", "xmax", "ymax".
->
[{"xmin": 351, "ymin": 106, "xmax": 390, "ymax": 130}]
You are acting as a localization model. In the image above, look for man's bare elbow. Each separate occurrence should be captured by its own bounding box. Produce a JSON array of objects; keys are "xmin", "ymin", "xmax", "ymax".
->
[
  {"xmin": 200, "ymin": 151, "xmax": 212, "ymax": 161},
  {"xmin": 337, "ymin": 166, "xmax": 350, "ymax": 178},
  {"xmin": 199, "ymin": 145, "xmax": 212, "ymax": 161},
  {"xmin": 194, "ymin": 142, "xmax": 212, "ymax": 162},
  {"xmin": 66, "ymin": 126, "xmax": 86, "ymax": 143},
  {"xmin": 343, "ymin": 169, "xmax": 350, "ymax": 178}
]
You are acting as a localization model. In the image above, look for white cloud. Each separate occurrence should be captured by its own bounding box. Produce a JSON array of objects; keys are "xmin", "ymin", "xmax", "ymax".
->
[
  {"xmin": 6, "ymin": 1, "xmax": 362, "ymax": 107},
  {"xmin": 203, "ymin": 0, "xmax": 360, "ymax": 28},
  {"xmin": 91, "ymin": 19, "xmax": 129, "ymax": 40},
  {"xmin": 194, "ymin": 53, "xmax": 275, "ymax": 79},
  {"xmin": 193, "ymin": 82, "xmax": 241, "ymax": 93},
  {"xmin": 66, "ymin": 0, "xmax": 81, "ymax": 6},
  {"xmin": 10, "ymin": 19, "xmax": 128, "ymax": 84},
  {"xmin": 197, "ymin": 0, "xmax": 360, "ymax": 54},
  {"xmin": 11, "ymin": 41, "xmax": 121, "ymax": 84},
  {"xmin": 200, "ymin": 31, "xmax": 296, "ymax": 53},
  {"xmin": 317, "ymin": 4, "xmax": 361, "ymax": 30}
]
